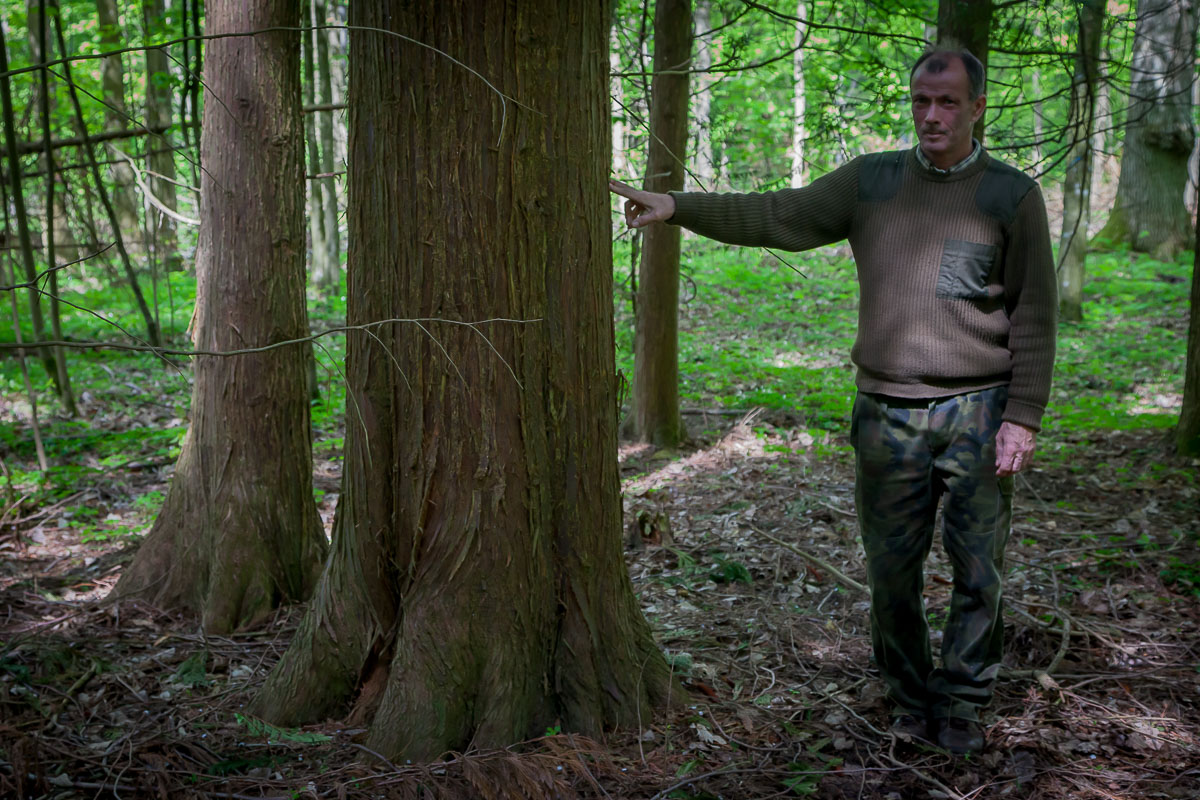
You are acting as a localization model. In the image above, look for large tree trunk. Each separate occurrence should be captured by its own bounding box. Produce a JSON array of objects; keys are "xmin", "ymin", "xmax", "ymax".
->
[
  {"xmin": 1179, "ymin": 206, "xmax": 1200, "ymax": 456},
  {"xmin": 1057, "ymin": 0, "xmax": 1103, "ymax": 323},
  {"xmin": 628, "ymin": 0, "xmax": 691, "ymax": 446},
  {"xmin": 95, "ymin": 0, "xmax": 141, "ymax": 248},
  {"xmin": 142, "ymin": 0, "xmax": 181, "ymax": 273},
  {"xmin": 251, "ymin": 0, "xmax": 673, "ymax": 761},
  {"xmin": 1094, "ymin": 0, "xmax": 1197, "ymax": 259},
  {"xmin": 936, "ymin": 0, "xmax": 992, "ymax": 143},
  {"xmin": 114, "ymin": 0, "xmax": 326, "ymax": 634}
]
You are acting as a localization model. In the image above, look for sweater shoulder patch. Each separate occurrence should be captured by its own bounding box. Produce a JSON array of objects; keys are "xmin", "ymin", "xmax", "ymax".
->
[
  {"xmin": 975, "ymin": 160, "xmax": 1037, "ymax": 225},
  {"xmin": 857, "ymin": 151, "xmax": 906, "ymax": 203}
]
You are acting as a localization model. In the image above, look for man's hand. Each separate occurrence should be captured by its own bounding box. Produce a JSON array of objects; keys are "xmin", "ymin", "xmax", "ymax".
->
[
  {"xmin": 995, "ymin": 421, "xmax": 1036, "ymax": 477},
  {"xmin": 609, "ymin": 179, "xmax": 676, "ymax": 228}
]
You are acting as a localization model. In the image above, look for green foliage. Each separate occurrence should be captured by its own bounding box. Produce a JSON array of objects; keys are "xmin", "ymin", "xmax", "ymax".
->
[
  {"xmin": 1161, "ymin": 556, "xmax": 1200, "ymax": 598},
  {"xmin": 615, "ymin": 240, "xmax": 858, "ymax": 430},
  {"xmin": 233, "ymin": 713, "xmax": 332, "ymax": 746},
  {"xmin": 170, "ymin": 650, "xmax": 209, "ymax": 688},
  {"xmin": 614, "ymin": 237, "xmax": 1189, "ymax": 450}
]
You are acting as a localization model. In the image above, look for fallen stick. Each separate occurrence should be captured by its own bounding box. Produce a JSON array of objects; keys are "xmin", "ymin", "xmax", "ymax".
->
[{"xmin": 744, "ymin": 522, "xmax": 868, "ymax": 595}]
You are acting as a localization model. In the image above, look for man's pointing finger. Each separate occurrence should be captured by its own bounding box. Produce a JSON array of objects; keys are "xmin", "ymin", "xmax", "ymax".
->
[{"xmin": 608, "ymin": 179, "xmax": 643, "ymax": 201}]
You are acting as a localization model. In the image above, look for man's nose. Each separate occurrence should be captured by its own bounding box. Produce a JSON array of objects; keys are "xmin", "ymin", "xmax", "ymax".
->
[{"xmin": 923, "ymin": 102, "xmax": 941, "ymax": 124}]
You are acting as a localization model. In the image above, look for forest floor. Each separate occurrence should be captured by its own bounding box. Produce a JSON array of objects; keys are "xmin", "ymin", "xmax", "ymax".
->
[
  {"xmin": 1, "ymin": 407, "xmax": 1198, "ymax": 799},
  {"xmin": 2, "ymin": 241, "xmax": 1197, "ymax": 798}
]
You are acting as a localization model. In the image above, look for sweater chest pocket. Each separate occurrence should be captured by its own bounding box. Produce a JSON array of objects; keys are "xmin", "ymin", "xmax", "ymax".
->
[{"xmin": 936, "ymin": 239, "xmax": 998, "ymax": 299}]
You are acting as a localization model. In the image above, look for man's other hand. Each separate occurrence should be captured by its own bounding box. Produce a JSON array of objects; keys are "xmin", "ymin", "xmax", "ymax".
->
[
  {"xmin": 609, "ymin": 180, "xmax": 676, "ymax": 228},
  {"xmin": 995, "ymin": 421, "xmax": 1036, "ymax": 477}
]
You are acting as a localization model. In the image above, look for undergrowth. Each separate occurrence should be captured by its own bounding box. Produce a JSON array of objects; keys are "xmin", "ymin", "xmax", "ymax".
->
[{"xmin": 0, "ymin": 239, "xmax": 1193, "ymax": 522}]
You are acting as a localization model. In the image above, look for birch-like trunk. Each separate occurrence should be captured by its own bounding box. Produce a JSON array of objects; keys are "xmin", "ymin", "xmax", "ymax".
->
[
  {"xmin": 1094, "ymin": 0, "xmax": 1197, "ymax": 258},
  {"xmin": 1057, "ymin": 0, "xmax": 1103, "ymax": 323},
  {"xmin": 790, "ymin": 0, "xmax": 807, "ymax": 189},
  {"xmin": 687, "ymin": 0, "xmax": 714, "ymax": 191},
  {"xmin": 142, "ymin": 0, "xmax": 180, "ymax": 272},
  {"xmin": 96, "ymin": 0, "xmax": 141, "ymax": 250}
]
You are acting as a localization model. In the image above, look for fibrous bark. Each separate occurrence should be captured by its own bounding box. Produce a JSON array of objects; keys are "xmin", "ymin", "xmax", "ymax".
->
[
  {"xmin": 1094, "ymin": 0, "xmax": 1197, "ymax": 259},
  {"xmin": 1057, "ymin": 0, "xmax": 1103, "ymax": 323},
  {"xmin": 114, "ymin": 0, "xmax": 326, "ymax": 633},
  {"xmin": 628, "ymin": 0, "xmax": 691, "ymax": 446},
  {"xmin": 251, "ymin": 0, "xmax": 673, "ymax": 761}
]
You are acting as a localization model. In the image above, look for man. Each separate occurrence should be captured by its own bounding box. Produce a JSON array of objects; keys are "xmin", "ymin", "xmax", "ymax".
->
[{"xmin": 610, "ymin": 49, "xmax": 1056, "ymax": 754}]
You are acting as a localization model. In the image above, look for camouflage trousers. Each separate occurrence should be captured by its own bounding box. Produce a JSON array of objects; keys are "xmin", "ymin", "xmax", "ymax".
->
[{"xmin": 850, "ymin": 387, "xmax": 1014, "ymax": 723}]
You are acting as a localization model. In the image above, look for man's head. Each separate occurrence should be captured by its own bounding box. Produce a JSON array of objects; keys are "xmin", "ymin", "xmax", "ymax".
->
[{"xmin": 909, "ymin": 49, "xmax": 986, "ymax": 169}]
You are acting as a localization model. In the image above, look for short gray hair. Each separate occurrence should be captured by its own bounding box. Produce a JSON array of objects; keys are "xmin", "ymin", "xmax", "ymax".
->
[{"xmin": 910, "ymin": 48, "xmax": 986, "ymax": 100}]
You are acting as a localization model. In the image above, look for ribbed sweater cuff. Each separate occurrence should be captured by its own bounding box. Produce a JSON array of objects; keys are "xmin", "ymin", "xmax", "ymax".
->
[
  {"xmin": 1002, "ymin": 397, "xmax": 1046, "ymax": 432},
  {"xmin": 667, "ymin": 191, "xmax": 699, "ymax": 227}
]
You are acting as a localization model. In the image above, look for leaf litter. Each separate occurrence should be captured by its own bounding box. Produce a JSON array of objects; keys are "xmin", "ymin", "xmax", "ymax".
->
[{"xmin": 1, "ymin": 407, "xmax": 1198, "ymax": 798}]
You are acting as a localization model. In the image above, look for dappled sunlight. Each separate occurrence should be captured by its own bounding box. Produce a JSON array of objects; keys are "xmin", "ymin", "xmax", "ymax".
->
[
  {"xmin": 1126, "ymin": 383, "xmax": 1183, "ymax": 416},
  {"xmin": 769, "ymin": 349, "xmax": 845, "ymax": 369}
]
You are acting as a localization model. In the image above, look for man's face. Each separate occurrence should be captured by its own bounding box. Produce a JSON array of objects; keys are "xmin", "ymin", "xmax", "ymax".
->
[{"xmin": 910, "ymin": 57, "xmax": 986, "ymax": 169}]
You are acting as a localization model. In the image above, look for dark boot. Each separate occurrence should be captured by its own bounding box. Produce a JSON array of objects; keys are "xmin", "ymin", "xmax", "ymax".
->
[
  {"xmin": 937, "ymin": 718, "xmax": 985, "ymax": 754},
  {"xmin": 889, "ymin": 714, "xmax": 933, "ymax": 743}
]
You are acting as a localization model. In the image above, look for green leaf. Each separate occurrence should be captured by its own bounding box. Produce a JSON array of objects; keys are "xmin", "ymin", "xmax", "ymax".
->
[
  {"xmin": 234, "ymin": 713, "xmax": 332, "ymax": 745},
  {"xmin": 171, "ymin": 651, "xmax": 209, "ymax": 688}
]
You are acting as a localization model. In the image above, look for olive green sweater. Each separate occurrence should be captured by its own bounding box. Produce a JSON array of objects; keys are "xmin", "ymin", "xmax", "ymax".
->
[{"xmin": 669, "ymin": 148, "xmax": 1057, "ymax": 431}]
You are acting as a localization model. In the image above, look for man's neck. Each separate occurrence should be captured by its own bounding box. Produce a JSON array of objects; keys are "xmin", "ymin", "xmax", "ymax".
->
[{"xmin": 916, "ymin": 140, "xmax": 981, "ymax": 174}]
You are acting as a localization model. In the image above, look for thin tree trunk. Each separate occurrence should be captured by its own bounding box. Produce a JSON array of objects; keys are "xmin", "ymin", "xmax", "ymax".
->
[
  {"xmin": 1057, "ymin": 0, "xmax": 1103, "ymax": 323},
  {"xmin": 114, "ymin": 0, "xmax": 326, "ymax": 633},
  {"xmin": 1179, "ymin": 202, "xmax": 1200, "ymax": 455},
  {"xmin": 53, "ymin": 13, "xmax": 161, "ymax": 348},
  {"xmin": 302, "ymin": 0, "xmax": 331, "ymax": 288},
  {"xmin": 629, "ymin": 0, "xmax": 691, "ymax": 446},
  {"xmin": 36, "ymin": 0, "xmax": 75, "ymax": 414},
  {"xmin": 0, "ymin": 16, "xmax": 56, "ymax": 384},
  {"xmin": 313, "ymin": 0, "xmax": 340, "ymax": 284},
  {"xmin": 95, "ymin": 0, "xmax": 140, "ymax": 248},
  {"xmin": 936, "ymin": 0, "xmax": 992, "ymax": 143},
  {"xmin": 3, "ymin": 256, "xmax": 48, "ymax": 473},
  {"xmin": 790, "ymin": 0, "xmax": 807, "ymax": 189},
  {"xmin": 1094, "ymin": 0, "xmax": 1197, "ymax": 258},
  {"xmin": 1091, "ymin": 48, "xmax": 1113, "ymax": 200},
  {"xmin": 1031, "ymin": 41, "xmax": 1043, "ymax": 166},
  {"xmin": 611, "ymin": 27, "xmax": 629, "ymax": 179},
  {"xmin": 252, "ymin": 0, "xmax": 673, "ymax": 760},
  {"xmin": 687, "ymin": 0, "xmax": 713, "ymax": 191},
  {"xmin": 142, "ymin": 0, "xmax": 181, "ymax": 272},
  {"xmin": 326, "ymin": 0, "xmax": 347, "ymax": 169}
]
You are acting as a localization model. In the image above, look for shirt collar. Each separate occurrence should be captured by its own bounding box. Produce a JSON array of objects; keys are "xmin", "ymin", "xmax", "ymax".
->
[{"xmin": 915, "ymin": 139, "xmax": 982, "ymax": 174}]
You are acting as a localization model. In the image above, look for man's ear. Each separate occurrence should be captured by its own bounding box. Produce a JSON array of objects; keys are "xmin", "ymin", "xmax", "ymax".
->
[{"xmin": 971, "ymin": 94, "xmax": 987, "ymax": 124}]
